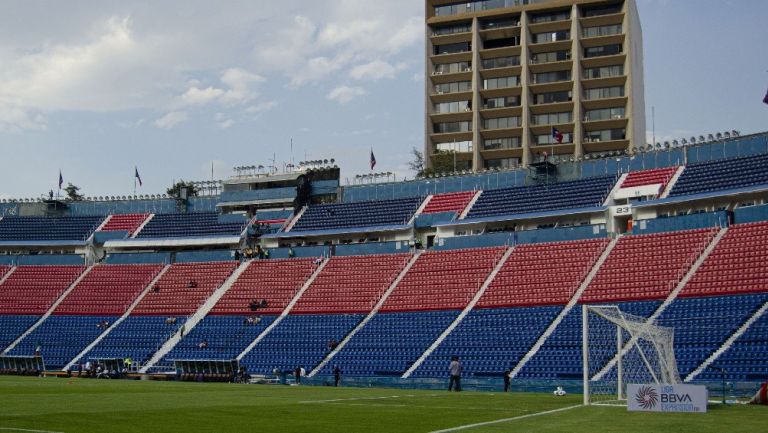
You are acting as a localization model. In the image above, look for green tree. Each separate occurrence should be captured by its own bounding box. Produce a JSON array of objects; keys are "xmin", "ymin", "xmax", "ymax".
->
[
  {"xmin": 63, "ymin": 183, "xmax": 84, "ymax": 201},
  {"xmin": 167, "ymin": 180, "xmax": 199, "ymax": 198},
  {"xmin": 409, "ymin": 148, "xmax": 458, "ymax": 177}
]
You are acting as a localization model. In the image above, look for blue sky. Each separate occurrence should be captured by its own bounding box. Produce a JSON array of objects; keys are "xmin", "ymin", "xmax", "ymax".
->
[{"xmin": 0, "ymin": 0, "xmax": 766, "ymax": 199}]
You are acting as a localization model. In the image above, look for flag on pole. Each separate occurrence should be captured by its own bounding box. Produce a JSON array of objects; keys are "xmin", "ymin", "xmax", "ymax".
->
[
  {"xmin": 58, "ymin": 171, "xmax": 63, "ymax": 190},
  {"xmin": 552, "ymin": 127, "xmax": 564, "ymax": 144},
  {"xmin": 763, "ymin": 88, "xmax": 768, "ymax": 105},
  {"xmin": 135, "ymin": 167, "xmax": 143, "ymax": 187},
  {"xmin": 370, "ymin": 149, "xmax": 377, "ymax": 170}
]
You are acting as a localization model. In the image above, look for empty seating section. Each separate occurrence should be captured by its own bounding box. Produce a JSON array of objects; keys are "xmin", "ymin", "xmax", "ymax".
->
[
  {"xmin": 700, "ymin": 302, "xmax": 768, "ymax": 381},
  {"xmin": 292, "ymin": 254, "xmax": 411, "ymax": 314},
  {"xmin": 421, "ymin": 191, "xmax": 476, "ymax": 215},
  {"xmin": 136, "ymin": 212, "xmax": 245, "ymax": 238},
  {"xmin": 620, "ymin": 167, "xmax": 678, "ymax": 189},
  {"xmin": 290, "ymin": 197, "xmax": 423, "ymax": 232},
  {"xmin": 581, "ymin": 229, "xmax": 716, "ymax": 303},
  {"xmin": 239, "ymin": 314, "xmax": 363, "ymax": 374},
  {"xmin": 131, "ymin": 262, "xmax": 236, "ymax": 316},
  {"xmin": 7, "ymin": 315, "xmax": 116, "ymax": 369},
  {"xmin": 79, "ymin": 316, "xmax": 187, "ymax": 366},
  {"xmin": 465, "ymin": 175, "xmax": 616, "ymax": 219},
  {"xmin": 0, "ymin": 216, "xmax": 104, "ymax": 241},
  {"xmin": 0, "ymin": 265, "xmax": 11, "ymax": 280},
  {"xmin": 0, "ymin": 265, "xmax": 84, "ymax": 314},
  {"xmin": 381, "ymin": 248, "xmax": 505, "ymax": 312},
  {"xmin": 655, "ymin": 294, "xmax": 768, "ymax": 377},
  {"xmin": 413, "ymin": 306, "xmax": 561, "ymax": 378},
  {"xmin": 53, "ymin": 264, "xmax": 163, "ymax": 316},
  {"xmin": 682, "ymin": 222, "xmax": 768, "ymax": 298},
  {"xmin": 516, "ymin": 301, "xmax": 659, "ymax": 380},
  {"xmin": 477, "ymin": 240, "xmax": 608, "ymax": 308},
  {"xmin": 210, "ymin": 259, "xmax": 316, "ymax": 315},
  {"xmin": 162, "ymin": 316, "xmax": 275, "ymax": 364},
  {"xmin": 0, "ymin": 316, "xmax": 37, "ymax": 350},
  {"xmin": 669, "ymin": 153, "xmax": 768, "ymax": 196},
  {"xmin": 321, "ymin": 311, "xmax": 458, "ymax": 376},
  {"xmin": 99, "ymin": 213, "xmax": 148, "ymax": 235}
]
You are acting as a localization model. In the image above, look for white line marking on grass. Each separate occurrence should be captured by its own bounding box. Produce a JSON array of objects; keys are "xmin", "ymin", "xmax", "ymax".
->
[
  {"xmin": 299, "ymin": 394, "xmax": 419, "ymax": 404},
  {"xmin": 0, "ymin": 428, "xmax": 65, "ymax": 433},
  {"xmin": 323, "ymin": 403, "xmax": 529, "ymax": 412},
  {"xmin": 427, "ymin": 404, "xmax": 582, "ymax": 433}
]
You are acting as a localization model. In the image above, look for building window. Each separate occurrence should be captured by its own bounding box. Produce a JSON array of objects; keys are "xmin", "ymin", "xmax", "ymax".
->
[
  {"xmin": 435, "ymin": 0, "xmax": 550, "ymax": 17},
  {"xmin": 529, "ymin": 10, "xmax": 571, "ymax": 24},
  {"xmin": 584, "ymin": 86, "xmax": 624, "ymax": 100},
  {"xmin": 485, "ymin": 157, "xmax": 519, "ymax": 170},
  {"xmin": 482, "ymin": 56, "xmax": 520, "ymax": 69},
  {"xmin": 584, "ymin": 128, "xmax": 626, "ymax": 142},
  {"xmin": 431, "ymin": 22, "xmax": 472, "ymax": 36},
  {"xmin": 434, "ymin": 42, "xmax": 471, "ymax": 56},
  {"xmin": 483, "ymin": 137, "xmax": 521, "ymax": 150},
  {"xmin": 583, "ymin": 44, "xmax": 623, "ymax": 58},
  {"xmin": 483, "ymin": 116, "xmax": 521, "ymax": 129},
  {"xmin": 533, "ymin": 90, "xmax": 572, "ymax": 105},
  {"xmin": 581, "ymin": 3, "xmax": 622, "ymax": 18},
  {"xmin": 484, "ymin": 37, "xmax": 519, "ymax": 49},
  {"xmin": 583, "ymin": 65, "xmax": 624, "ymax": 79},
  {"xmin": 434, "ymin": 62, "xmax": 471, "ymax": 75},
  {"xmin": 434, "ymin": 121, "xmax": 472, "ymax": 134},
  {"xmin": 434, "ymin": 81, "xmax": 472, "ymax": 94},
  {"xmin": 436, "ymin": 141, "xmax": 473, "ymax": 152},
  {"xmin": 434, "ymin": 100, "xmax": 472, "ymax": 114},
  {"xmin": 483, "ymin": 76, "xmax": 519, "ymax": 89},
  {"xmin": 582, "ymin": 24, "xmax": 623, "ymax": 38},
  {"xmin": 535, "ymin": 132, "xmax": 573, "ymax": 145},
  {"xmin": 531, "ymin": 30, "xmax": 570, "ymax": 44},
  {"xmin": 532, "ymin": 111, "xmax": 572, "ymax": 125},
  {"xmin": 480, "ymin": 17, "xmax": 520, "ymax": 30},
  {"xmin": 584, "ymin": 107, "xmax": 625, "ymax": 121},
  {"xmin": 532, "ymin": 70, "xmax": 572, "ymax": 84},
  {"xmin": 483, "ymin": 95, "xmax": 520, "ymax": 109},
  {"xmin": 530, "ymin": 50, "xmax": 571, "ymax": 64}
]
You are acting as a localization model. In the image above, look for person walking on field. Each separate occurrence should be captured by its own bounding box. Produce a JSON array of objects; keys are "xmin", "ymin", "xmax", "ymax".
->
[{"xmin": 448, "ymin": 356, "xmax": 462, "ymax": 392}]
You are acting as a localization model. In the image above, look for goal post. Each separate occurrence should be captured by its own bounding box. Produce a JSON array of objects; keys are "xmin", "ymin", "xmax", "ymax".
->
[{"xmin": 582, "ymin": 305, "xmax": 681, "ymax": 406}]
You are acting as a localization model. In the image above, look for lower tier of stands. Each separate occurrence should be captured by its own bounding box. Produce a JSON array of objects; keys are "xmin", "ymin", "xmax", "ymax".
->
[
  {"xmin": 6, "ymin": 315, "xmax": 117, "ymax": 369},
  {"xmin": 77, "ymin": 316, "xmax": 187, "ymax": 367},
  {"xmin": 0, "ymin": 315, "xmax": 38, "ymax": 350}
]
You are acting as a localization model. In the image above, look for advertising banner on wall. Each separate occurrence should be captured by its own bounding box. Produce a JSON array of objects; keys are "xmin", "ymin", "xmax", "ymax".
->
[{"xmin": 627, "ymin": 384, "xmax": 708, "ymax": 413}]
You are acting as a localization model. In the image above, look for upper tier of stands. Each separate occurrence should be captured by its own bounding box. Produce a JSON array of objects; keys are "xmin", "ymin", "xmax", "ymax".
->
[
  {"xmin": 477, "ymin": 239, "xmax": 608, "ymax": 308},
  {"xmin": 421, "ymin": 191, "xmax": 476, "ymax": 215},
  {"xmin": 131, "ymin": 262, "xmax": 236, "ymax": 316},
  {"xmin": 290, "ymin": 197, "xmax": 423, "ymax": 232},
  {"xmin": 620, "ymin": 167, "xmax": 678, "ymax": 189},
  {"xmin": 669, "ymin": 153, "xmax": 768, "ymax": 196},
  {"xmin": 53, "ymin": 264, "xmax": 163, "ymax": 315},
  {"xmin": 0, "ymin": 265, "xmax": 84, "ymax": 315},
  {"xmin": 135, "ymin": 212, "xmax": 245, "ymax": 238},
  {"xmin": 580, "ymin": 228, "xmax": 717, "ymax": 303},
  {"xmin": 210, "ymin": 259, "xmax": 316, "ymax": 315},
  {"xmin": 99, "ymin": 213, "xmax": 148, "ymax": 236},
  {"xmin": 465, "ymin": 175, "xmax": 616, "ymax": 219},
  {"xmin": 681, "ymin": 222, "xmax": 768, "ymax": 298},
  {"xmin": 292, "ymin": 254, "xmax": 411, "ymax": 314},
  {"xmin": 0, "ymin": 216, "xmax": 104, "ymax": 241},
  {"xmin": 381, "ymin": 248, "xmax": 505, "ymax": 312}
]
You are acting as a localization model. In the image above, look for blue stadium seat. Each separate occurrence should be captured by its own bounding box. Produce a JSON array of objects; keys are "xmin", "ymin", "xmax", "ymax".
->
[
  {"xmin": 0, "ymin": 216, "xmax": 104, "ymax": 241},
  {"xmin": 669, "ymin": 153, "xmax": 768, "ymax": 196},
  {"xmin": 290, "ymin": 197, "xmax": 423, "ymax": 232},
  {"xmin": 136, "ymin": 212, "xmax": 246, "ymax": 238}
]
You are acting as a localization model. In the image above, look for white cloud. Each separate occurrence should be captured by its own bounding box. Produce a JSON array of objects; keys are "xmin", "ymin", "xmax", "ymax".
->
[
  {"xmin": 326, "ymin": 86, "xmax": 366, "ymax": 104},
  {"xmin": 215, "ymin": 112, "xmax": 235, "ymax": 129},
  {"xmin": 154, "ymin": 111, "xmax": 188, "ymax": 129},
  {"xmin": 246, "ymin": 100, "xmax": 277, "ymax": 113},
  {"xmin": 181, "ymin": 86, "xmax": 225, "ymax": 106},
  {"xmin": 219, "ymin": 68, "xmax": 265, "ymax": 105},
  {"xmin": 350, "ymin": 60, "xmax": 406, "ymax": 81},
  {"xmin": 0, "ymin": 106, "xmax": 46, "ymax": 133}
]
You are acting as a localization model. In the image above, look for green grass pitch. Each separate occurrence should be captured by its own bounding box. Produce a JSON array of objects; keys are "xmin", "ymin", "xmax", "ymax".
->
[{"xmin": 0, "ymin": 376, "xmax": 766, "ymax": 433}]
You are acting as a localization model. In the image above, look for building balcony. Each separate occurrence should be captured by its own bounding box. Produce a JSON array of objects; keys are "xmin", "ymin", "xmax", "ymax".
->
[
  {"xmin": 581, "ymin": 95, "xmax": 628, "ymax": 110},
  {"xmin": 431, "ymin": 90, "xmax": 473, "ymax": 103},
  {"xmin": 479, "ymin": 26, "xmax": 521, "ymax": 42},
  {"xmin": 528, "ymin": 59, "xmax": 573, "ymax": 74},
  {"xmin": 580, "ymin": 52, "xmax": 626, "ymax": 68},
  {"xmin": 431, "ymin": 70, "xmax": 473, "ymax": 84},
  {"xmin": 430, "ymin": 32, "xmax": 473, "ymax": 45},
  {"xmin": 429, "ymin": 131, "xmax": 473, "ymax": 142},
  {"xmin": 430, "ymin": 111, "xmax": 474, "ymax": 123},
  {"xmin": 527, "ymin": 19, "xmax": 572, "ymax": 34},
  {"xmin": 479, "ymin": 86, "xmax": 523, "ymax": 99},
  {"xmin": 580, "ymin": 33, "xmax": 625, "ymax": 48},
  {"xmin": 528, "ymin": 80, "xmax": 574, "ymax": 93},
  {"xmin": 479, "ymin": 45, "xmax": 522, "ymax": 59},
  {"xmin": 479, "ymin": 106, "xmax": 523, "ymax": 118},
  {"xmin": 480, "ymin": 65, "xmax": 522, "ymax": 79},
  {"xmin": 581, "ymin": 117, "xmax": 628, "ymax": 130},
  {"xmin": 529, "ymin": 101, "xmax": 573, "ymax": 113},
  {"xmin": 529, "ymin": 122, "xmax": 574, "ymax": 136},
  {"xmin": 579, "ymin": 12, "xmax": 624, "ymax": 28},
  {"xmin": 527, "ymin": 39, "xmax": 573, "ymax": 53},
  {"xmin": 582, "ymin": 74, "xmax": 626, "ymax": 89},
  {"xmin": 430, "ymin": 51, "xmax": 473, "ymax": 64},
  {"xmin": 480, "ymin": 126, "xmax": 523, "ymax": 140},
  {"xmin": 582, "ymin": 139, "xmax": 630, "ymax": 154}
]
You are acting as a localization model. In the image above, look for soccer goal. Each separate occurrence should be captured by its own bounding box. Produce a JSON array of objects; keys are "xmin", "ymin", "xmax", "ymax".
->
[{"xmin": 582, "ymin": 305, "xmax": 681, "ymax": 406}]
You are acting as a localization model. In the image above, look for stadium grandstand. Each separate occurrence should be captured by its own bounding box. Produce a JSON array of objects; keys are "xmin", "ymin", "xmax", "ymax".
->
[{"xmin": 0, "ymin": 130, "xmax": 767, "ymax": 402}]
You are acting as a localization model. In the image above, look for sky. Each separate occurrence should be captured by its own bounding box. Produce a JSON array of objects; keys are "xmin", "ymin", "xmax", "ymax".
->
[{"xmin": 0, "ymin": 0, "xmax": 766, "ymax": 199}]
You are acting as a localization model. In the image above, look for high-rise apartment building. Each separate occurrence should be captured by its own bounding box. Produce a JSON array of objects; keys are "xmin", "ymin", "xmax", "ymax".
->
[{"xmin": 424, "ymin": 0, "xmax": 645, "ymax": 171}]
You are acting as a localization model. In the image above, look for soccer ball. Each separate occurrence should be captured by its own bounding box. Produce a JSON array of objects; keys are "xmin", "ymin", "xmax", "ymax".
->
[{"xmin": 553, "ymin": 386, "xmax": 566, "ymax": 396}]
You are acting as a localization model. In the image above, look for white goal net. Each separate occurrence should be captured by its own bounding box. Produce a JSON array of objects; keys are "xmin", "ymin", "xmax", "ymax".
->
[{"xmin": 582, "ymin": 305, "xmax": 680, "ymax": 406}]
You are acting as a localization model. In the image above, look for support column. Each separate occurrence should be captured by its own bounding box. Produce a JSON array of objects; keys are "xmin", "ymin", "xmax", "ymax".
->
[{"xmin": 471, "ymin": 17, "xmax": 482, "ymax": 171}]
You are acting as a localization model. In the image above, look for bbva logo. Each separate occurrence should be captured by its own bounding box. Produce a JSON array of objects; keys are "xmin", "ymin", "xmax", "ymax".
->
[{"xmin": 634, "ymin": 385, "xmax": 659, "ymax": 409}]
